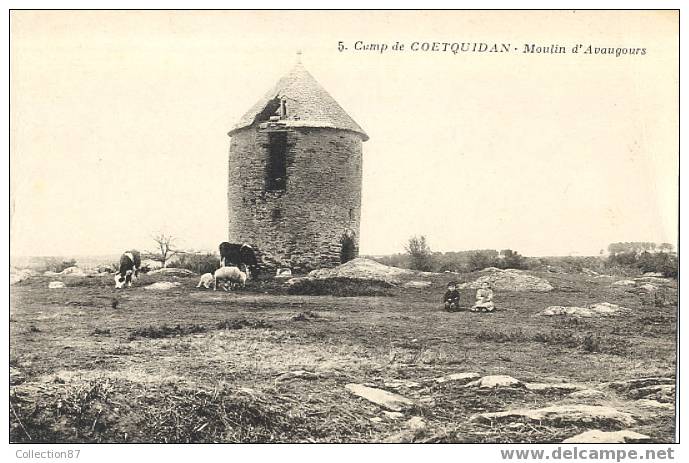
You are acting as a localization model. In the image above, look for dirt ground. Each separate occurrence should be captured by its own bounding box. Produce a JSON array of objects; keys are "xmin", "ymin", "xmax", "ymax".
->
[{"xmin": 9, "ymin": 269, "xmax": 677, "ymax": 443}]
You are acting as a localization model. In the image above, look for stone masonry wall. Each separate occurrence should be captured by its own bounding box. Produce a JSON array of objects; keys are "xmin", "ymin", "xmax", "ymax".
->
[{"xmin": 228, "ymin": 127, "xmax": 363, "ymax": 272}]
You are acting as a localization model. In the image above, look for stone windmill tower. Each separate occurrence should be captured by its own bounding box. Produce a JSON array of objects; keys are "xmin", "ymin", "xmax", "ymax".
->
[{"xmin": 227, "ymin": 59, "xmax": 369, "ymax": 272}]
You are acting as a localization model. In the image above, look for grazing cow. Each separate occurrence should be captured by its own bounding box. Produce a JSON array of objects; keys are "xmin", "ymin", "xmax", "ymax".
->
[
  {"xmin": 114, "ymin": 250, "xmax": 141, "ymax": 289},
  {"xmin": 197, "ymin": 272, "xmax": 215, "ymax": 289},
  {"xmin": 219, "ymin": 242, "xmax": 259, "ymax": 278},
  {"xmin": 213, "ymin": 266, "xmax": 247, "ymax": 291}
]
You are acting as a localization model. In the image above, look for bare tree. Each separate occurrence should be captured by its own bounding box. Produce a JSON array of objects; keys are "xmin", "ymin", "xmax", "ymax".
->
[{"xmin": 150, "ymin": 233, "xmax": 179, "ymax": 268}]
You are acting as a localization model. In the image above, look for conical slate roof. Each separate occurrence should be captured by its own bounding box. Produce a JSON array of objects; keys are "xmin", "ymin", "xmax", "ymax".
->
[{"xmin": 229, "ymin": 63, "xmax": 368, "ymax": 141}]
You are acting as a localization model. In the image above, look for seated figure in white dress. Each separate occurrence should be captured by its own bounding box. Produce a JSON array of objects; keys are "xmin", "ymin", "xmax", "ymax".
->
[{"xmin": 471, "ymin": 282, "xmax": 495, "ymax": 312}]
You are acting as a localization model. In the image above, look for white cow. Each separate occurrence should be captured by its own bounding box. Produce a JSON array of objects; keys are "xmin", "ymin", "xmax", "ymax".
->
[{"xmin": 213, "ymin": 266, "xmax": 247, "ymax": 292}]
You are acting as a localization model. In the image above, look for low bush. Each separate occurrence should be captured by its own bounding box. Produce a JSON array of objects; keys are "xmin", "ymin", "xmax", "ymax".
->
[
  {"xmin": 128, "ymin": 324, "xmax": 208, "ymax": 340},
  {"xmin": 468, "ymin": 250, "xmax": 499, "ymax": 272},
  {"xmin": 216, "ymin": 319, "xmax": 271, "ymax": 330},
  {"xmin": 173, "ymin": 253, "xmax": 220, "ymax": 275},
  {"xmin": 468, "ymin": 249, "xmax": 528, "ymax": 271},
  {"xmin": 475, "ymin": 328, "xmax": 625, "ymax": 354},
  {"xmin": 637, "ymin": 252, "xmax": 678, "ymax": 279}
]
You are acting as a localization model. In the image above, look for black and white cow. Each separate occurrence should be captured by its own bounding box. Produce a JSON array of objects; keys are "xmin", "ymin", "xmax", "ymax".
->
[
  {"xmin": 218, "ymin": 242, "xmax": 259, "ymax": 279},
  {"xmin": 114, "ymin": 250, "xmax": 142, "ymax": 289}
]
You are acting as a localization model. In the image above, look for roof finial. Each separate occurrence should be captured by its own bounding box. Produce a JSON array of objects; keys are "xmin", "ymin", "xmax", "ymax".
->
[{"xmin": 296, "ymin": 49, "xmax": 302, "ymax": 64}]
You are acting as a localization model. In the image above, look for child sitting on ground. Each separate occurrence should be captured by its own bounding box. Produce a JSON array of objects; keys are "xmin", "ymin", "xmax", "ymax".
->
[
  {"xmin": 443, "ymin": 281, "xmax": 461, "ymax": 312},
  {"xmin": 471, "ymin": 281, "xmax": 495, "ymax": 312}
]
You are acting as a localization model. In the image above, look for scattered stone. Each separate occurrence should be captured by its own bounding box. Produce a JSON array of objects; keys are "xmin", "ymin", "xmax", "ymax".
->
[
  {"xmin": 524, "ymin": 382, "xmax": 585, "ymax": 392},
  {"xmin": 148, "ymin": 268, "xmax": 195, "ymax": 276},
  {"xmin": 383, "ymin": 411, "xmax": 405, "ymax": 420},
  {"xmin": 384, "ymin": 379, "xmax": 422, "ymax": 389},
  {"xmin": 562, "ymin": 430, "xmax": 651, "ymax": 444},
  {"xmin": 10, "ymin": 269, "xmax": 35, "ymax": 284},
  {"xmin": 635, "ymin": 399, "xmax": 674, "ymax": 411},
  {"xmin": 345, "ymin": 384, "xmax": 416, "ymax": 411},
  {"xmin": 144, "ymin": 281, "xmax": 181, "ymax": 290},
  {"xmin": 630, "ymin": 384, "xmax": 675, "ymax": 403},
  {"xmin": 434, "ymin": 372, "xmax": 480, "ymax": 384},
  {"xmin": 474, "ymin": 405, "xmax": 636, "ymax": 427},
  {"xmin": 308, "ymin": 257, "xmax": 414, "ymax": 284},
  {"xmin": 569, "ymin": 389, "xmax": 607, "ymax": 399},
  {"xmin": 460, "ymin": 269, "xmax": 553, "ymax": 292},
  {"xmin": 140, "ymin": 259, "xmax": 163, "ymax": 271},
  {"xmin": 589, "ymin": 302, "xmax": 630, "ymax": 315},
  {"xmin": 406, "ymin": 416, "xmax": 427, "ymax": 432},
  {"xmin": 582, "ymin": 268, "xmax": 599, "ymax": 276},
  {"xmin": 276, "ymin": 370, "xmax": 318, "ymax": 382},
  {"xmin": 637, "ymin": 283, "xmax": 659, "ymax": 292},
  {"xmin": 369, "ymin": 417, "xmax": 383, "ymax": 423},
  {"xmin": 612, "ymin": 279, "xmax": 637, "ymax": 287},
  {"xmin": 607, "ymin": 378, "xmax": 675, "ymax": 401},
  {"xmin": 465, "ymin": 375, "xmax": 522, "ymax": 389},
  {"xmin": 48, "ymin": 281, "xmax": 66, "ymax": 289},
  {"xmin": 608, "ymin": 377, "xmax": 675, "ymax": 391},
  {"xmin": 480, "ymin": 267, "xmax": 503, "ymax": 273},
  {"xmin": 541, "ymin": 302, "xmax": 629, "ymax": 318},
  {"xmin": 642, "ymin": 272, "xmax": 664, "ymax": 277},
  {"xmin": 541, "ymin": 306, "xmax": 594, "ymax": 317},
  {"xmin": 60, "ymin": 266, "xmax": 89, "ymax": 277},
  {"xmin": 43, "ymin": 271, "xmax": 59, "ymax": 276},
  {"xmin": 275, "ymin": 268, "xmax": 293, "ymax": 278},
  {"xmin": 403, "ymin": 280, "xmax": 432, "ymax": 289},
  {"xmin": 634, "ymin": 276, "xmax": 675, "ymax": 286}
]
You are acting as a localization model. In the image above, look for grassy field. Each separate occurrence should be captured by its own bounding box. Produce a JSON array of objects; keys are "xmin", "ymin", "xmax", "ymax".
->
[{"xmin": 9, "ymin": 269, "xmax": 677, "ymax": 443}]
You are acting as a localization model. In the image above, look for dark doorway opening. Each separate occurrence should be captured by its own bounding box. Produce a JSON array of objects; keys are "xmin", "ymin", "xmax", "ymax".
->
[
  {"xmin": 340, "ymin": 234, "xmax": 356, "ymax": 264},
  {"xmin": 266, "ymin": 132, "xmax": 287, "ymax": 191}
]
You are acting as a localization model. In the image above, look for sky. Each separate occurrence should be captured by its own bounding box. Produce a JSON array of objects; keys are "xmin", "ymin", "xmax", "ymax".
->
[{"xmin": 9, "ymin": 11, "xmax": 678, "ymax": 257}]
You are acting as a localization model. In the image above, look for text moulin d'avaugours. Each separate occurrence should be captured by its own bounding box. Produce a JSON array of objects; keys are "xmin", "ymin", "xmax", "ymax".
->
[{"xmin": 340, "ymin": 41, "xmax": 647, "ymax": 57}]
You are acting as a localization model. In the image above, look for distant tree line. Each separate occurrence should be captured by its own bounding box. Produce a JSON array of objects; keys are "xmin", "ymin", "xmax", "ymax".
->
[
  {"xmin": 607, "ymin": 242, "xmax": 674, "ymax": 255},
  {"xmin": 374, "ymin": 236, "xmax": 529, "ymax": 273},
  {"xmin": 370, "ymin": 237, "xmax": 677, "ymax": 279}
]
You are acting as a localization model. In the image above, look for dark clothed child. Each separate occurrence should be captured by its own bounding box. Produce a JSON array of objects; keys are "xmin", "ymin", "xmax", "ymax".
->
[{"xmin": 443, "ymin": 282, "xmax": 461, "ymax": 312}]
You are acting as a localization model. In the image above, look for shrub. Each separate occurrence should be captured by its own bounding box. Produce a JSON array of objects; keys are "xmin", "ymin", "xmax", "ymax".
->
[
  {"xmin": 174, "ymin": 253, "xmax": 220, "ymax": 275},
  {"xmin": 497, "ymin": 249, "xmax": 528, "ymax": 270},
  {"xmin": 607, "ymin": 251, "xmax": 638, "ymax": 266},
  {"xmin": 637, "ymin": 252, "xmax": 678, "ymax": 279},
  {"xmin": 468, "ymin": 250, "xmax": 499, "ymax": 271},
  {"xmin": 129, "ymin": 324, "xmax": 208, "ymax": 340},
  {"xmin": 582, "ymin": 334, "xmax": 601, "ymax": 353},
  {"xmin": 405, "ymin": 235, "xmax": 434, "ymax": 272}
]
